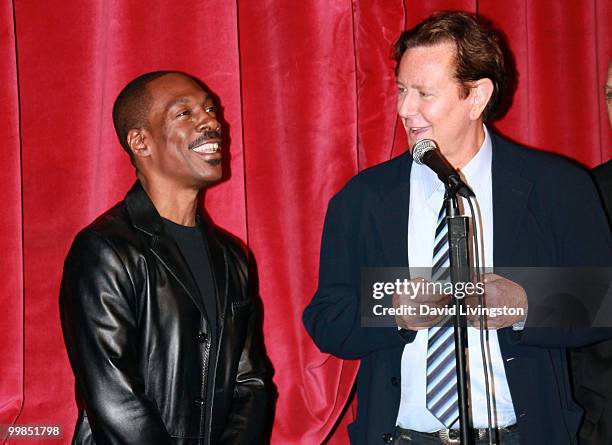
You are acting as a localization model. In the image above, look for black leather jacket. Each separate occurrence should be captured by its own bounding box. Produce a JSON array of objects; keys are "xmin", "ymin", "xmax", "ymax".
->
[{"xmin": 60, "ymin": 182, "xmax": 270, "ymax": 444}]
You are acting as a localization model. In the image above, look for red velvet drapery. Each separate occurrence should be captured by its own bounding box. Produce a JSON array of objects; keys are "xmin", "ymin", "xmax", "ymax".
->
[{"xmin": 1, "ymin": 1, "xmax": 610, "ymax": 444}]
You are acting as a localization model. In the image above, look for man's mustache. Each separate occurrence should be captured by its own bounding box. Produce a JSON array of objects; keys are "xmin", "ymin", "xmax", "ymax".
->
[{"xmin": 188, "ymin": 130, "xmax": 222, "ymax": 150}]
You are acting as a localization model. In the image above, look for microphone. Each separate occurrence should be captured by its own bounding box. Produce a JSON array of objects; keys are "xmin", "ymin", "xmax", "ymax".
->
[{"xmin": 411, "ymin": 139, "xmax": 474, "ymax": 198}]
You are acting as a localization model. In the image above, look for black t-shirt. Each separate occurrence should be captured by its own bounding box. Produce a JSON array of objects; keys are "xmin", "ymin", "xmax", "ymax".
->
[
  {"xmin": 163, "ymin": 218, "xmax": 219, "ymax": 438},
  {"xmin": 162, "ymin": 218, "xmax": 219, "ymax": 435},
  {"xmin": 162, "ymin": 217, "xmax": 218, "ymax": 337}
]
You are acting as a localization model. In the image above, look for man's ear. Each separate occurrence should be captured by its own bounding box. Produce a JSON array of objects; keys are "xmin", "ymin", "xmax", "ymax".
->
[
  {"xmin": 126, "ymin": 129, "xmax": 151, "ymax": 159},
  {"xmin": 469, "ymin": 78, "xmax": 494, "ymax": 121}
]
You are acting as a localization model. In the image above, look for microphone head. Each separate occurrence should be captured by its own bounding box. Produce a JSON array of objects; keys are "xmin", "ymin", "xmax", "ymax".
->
[{"xmin": 411, "ymin": 139, "xmax": 438, "ymax": 165}]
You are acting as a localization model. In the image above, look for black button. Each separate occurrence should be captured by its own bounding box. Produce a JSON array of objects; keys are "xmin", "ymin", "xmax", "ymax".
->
[
  {"xmin": 193, "ymin": 398, "xmax": 204, "ymax": 407},
  {"xmin": 382, "ymin": 433, "xmax": 394, "ymax": 443},
  {"xmin": 197, "ymin": 332, "xmax": 207, "ymax": 343},
  {"xmin": 390, "ymin": 377, "xmax": 399, "ymax": 386}
]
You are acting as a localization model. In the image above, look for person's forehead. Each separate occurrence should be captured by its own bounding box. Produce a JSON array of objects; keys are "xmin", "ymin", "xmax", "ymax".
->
[
  {"xmin": 148, "ymin": 73, "xmax": 209, "ymax": 104},
  {"xmin": 398, "ymin": 42, "xmax": 456, "ymax": 80}
]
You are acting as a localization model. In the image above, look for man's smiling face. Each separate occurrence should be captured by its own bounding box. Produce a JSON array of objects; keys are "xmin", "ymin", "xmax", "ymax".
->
[
  {"xmin": 142, "ymin": 73, "xmax": 223, "ymax": 189},
  {"xmin": 396, "ymin": 42, "xmax": 480, "ymax": 168}
]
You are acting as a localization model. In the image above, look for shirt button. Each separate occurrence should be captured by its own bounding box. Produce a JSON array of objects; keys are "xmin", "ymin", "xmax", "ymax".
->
[
  {"xmin": 197, "ymin": 332, "xmax": 208, "ymax": 343},
  {"xmin": 390, "ymin": 377, "xmax": 399, "ymax": 386},
  {"xmin": 193, "ymin": 398, "xmax": 204, "ymax": 407}
]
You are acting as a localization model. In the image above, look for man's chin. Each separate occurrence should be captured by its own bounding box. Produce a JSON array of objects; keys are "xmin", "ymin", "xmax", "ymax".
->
[{"xmin": 197, "ymin": 169, "xmax": 223, "ymax": 188}]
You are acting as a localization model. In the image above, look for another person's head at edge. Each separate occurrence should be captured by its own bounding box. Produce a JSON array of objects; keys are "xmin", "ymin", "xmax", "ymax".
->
[
  {"xmin": 112, "ymin": 71, "xmax": 223, "ymax": 197},
  {"xmin": 394, "ymin": 11, "xmax": 507, "ymax": 169}
]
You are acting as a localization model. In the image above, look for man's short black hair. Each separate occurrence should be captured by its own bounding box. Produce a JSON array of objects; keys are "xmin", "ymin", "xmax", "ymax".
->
[{"xmin": 112, "ymin": 70, "xmax": 176, "ymax": 163}]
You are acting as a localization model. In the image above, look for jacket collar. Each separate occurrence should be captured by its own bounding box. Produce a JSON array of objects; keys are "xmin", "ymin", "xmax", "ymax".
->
[
  {"xmin": 124, "ymin": 181, "xmax": 228, "ymax": 322},
  {"xmin": 375, "ymin": 151, "xmax": 413, "ymax": 267},
  {"xmin": 491, "ymin": 133, "xmax": 534, "ymax": 266}
]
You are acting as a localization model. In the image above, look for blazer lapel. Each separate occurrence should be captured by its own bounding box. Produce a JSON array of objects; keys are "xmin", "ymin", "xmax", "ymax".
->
[
  {"xmin": 125, "ymin": 182, "xmax": 207, "ymax": 316},
  {"xmin": 491, "ymin": 134, "xmax": 534, "ymax": 266},
  {"xmin": 373, "ymin": 152, "xmax": 412, "ymax": 267}
]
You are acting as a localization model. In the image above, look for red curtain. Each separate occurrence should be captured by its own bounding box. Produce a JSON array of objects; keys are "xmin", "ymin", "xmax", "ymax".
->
[{"xmin": 1, "ymin": 1, "xmax": 610, "ymax": 444}]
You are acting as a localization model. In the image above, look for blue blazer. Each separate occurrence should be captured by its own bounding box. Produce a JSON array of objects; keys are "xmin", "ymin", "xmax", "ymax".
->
[{"xmin": 303, "ymin": 133, "xmax": 612, "ymax": 445}]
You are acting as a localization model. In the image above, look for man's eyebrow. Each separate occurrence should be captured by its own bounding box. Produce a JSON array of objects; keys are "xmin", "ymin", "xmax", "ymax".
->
[
  {"xmin": 166, "ymin": 94, "xmax": 213, "ymax": 111},
  {"xmin": 396, "ymin": 81, "xmax": 428, "ymax": 89},
  {"xmin": 168, "ymin": 98, "xmax": 190, "ymax": 107}
]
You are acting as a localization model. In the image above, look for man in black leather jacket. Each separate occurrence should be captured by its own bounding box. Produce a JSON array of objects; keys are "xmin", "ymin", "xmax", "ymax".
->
[{"xmin": 59, "ymin": 71, "xmax": 270, "ymax": 444}]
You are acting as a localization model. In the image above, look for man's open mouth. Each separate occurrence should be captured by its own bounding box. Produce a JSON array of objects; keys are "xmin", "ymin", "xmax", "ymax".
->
[
  {"xmin": 408, "ymin": 126, "xmax": 430, "ymax": 136},
  {"xmin": 190, "ymin": 141, "xmax": 221, "ymax": 154},
  {"xmin": 188, "ymin": 130, "xmax": 223, "ymax": 154}
]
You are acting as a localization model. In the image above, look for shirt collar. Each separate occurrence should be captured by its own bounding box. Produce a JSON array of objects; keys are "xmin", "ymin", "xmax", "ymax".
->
[
  {"xmin": 414, "ymin": 125, "xmax": 492, "ymax": 207},
  {"xmin": 460, "ymin": 125, "xmax": 492, "ymax": 200}
]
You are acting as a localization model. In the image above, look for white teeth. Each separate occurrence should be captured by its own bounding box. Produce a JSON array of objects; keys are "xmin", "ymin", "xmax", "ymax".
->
[
  {"xmin": 191, "ymin": 142, "xmax": 220, "ymax": 154},
  {"xmin": 410, "ymin": 127, "xmax": 428, "ymax": 134}
]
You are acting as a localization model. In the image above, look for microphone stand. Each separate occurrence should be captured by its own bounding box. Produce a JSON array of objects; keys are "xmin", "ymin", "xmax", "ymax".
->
[{"xmin": 444, "ymin": 190, "xmax": 474, "ymax": 445}]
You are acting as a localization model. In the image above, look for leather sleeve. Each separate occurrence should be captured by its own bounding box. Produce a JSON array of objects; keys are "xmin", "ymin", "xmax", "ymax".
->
[
  {"xmin": 59, "ymin": 231, "xmax": 172, "ymax": 445},
  {"xmin": 218, "ymin": 249, "xmax": 270, "ymax": 445},
  {"xmin": 218, "ymin": 303, "xmax": 270, "ymax": 444}
]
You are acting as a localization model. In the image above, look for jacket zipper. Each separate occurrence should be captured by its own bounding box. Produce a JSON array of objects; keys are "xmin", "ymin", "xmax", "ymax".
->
[
  {"xmin": 204, "ymin": 242, "xmax": 227, "ymax": 444},
  {"xmin": 199, "ymin": 326, "xmax": 211, "ymax": 445},
  {"xmin": 206, "ymin": 309, "xmax": 224, "ymax": 443}
]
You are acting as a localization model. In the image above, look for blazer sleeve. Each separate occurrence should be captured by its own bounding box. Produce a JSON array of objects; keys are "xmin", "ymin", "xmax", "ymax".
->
[
  {"xmin": 511, "ymin": 166, "xmax": 612, "ymax": 348},
  {"xmin": 59, "ymin": 231, "xmax": 172, "ymax": 444},
  {"xmin": 303, "ymin": 189, "xmax": 413, "ymax": 360}
]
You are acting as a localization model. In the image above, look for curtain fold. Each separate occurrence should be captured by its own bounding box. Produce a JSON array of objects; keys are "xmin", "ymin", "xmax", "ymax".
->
[
  {"xmin": 482, "ymin": 0, "xmax": 609, "ymax": 166},
  {"xmin": 0, "ymin": 0, "xmax": 24, "ymax": 434},
  {"xmin": 237, "ymin": 2, "xmax": 359, "ymax": 442},
  {"xmin": 2, "ymin": 1, "xmax": 610, "ymax": 444}
]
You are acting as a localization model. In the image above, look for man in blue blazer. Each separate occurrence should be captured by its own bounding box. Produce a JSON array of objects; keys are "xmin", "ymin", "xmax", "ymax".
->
[{"xmin": 304, "ymin": 11, "xmax": 612, "ymax": 445}]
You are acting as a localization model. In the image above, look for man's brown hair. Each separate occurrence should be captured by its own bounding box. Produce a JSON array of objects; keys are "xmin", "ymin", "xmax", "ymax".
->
[{"xmin": 394, "ymin": 11, "xmax": 507, "ymax": 122}]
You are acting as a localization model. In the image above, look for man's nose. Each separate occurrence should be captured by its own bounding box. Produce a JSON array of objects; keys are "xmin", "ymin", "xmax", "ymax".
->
[
  {"xmin": 397, "ymin": 91, "xmax": 418, "ymax": 118},
  {"xmin": 195, "ymin": 109, "xmax": 219, "ymax": 132}
]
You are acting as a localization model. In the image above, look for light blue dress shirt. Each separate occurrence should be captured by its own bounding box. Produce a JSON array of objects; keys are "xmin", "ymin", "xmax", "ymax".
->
[{"xmin": 396, "ymin": 126, "xmax": 517, "ymax": 431}]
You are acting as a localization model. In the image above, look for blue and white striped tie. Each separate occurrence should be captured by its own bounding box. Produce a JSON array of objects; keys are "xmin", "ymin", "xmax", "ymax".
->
[{"xmin": 426, "ymin": 203, "xmax": 459, "ymax": 428}]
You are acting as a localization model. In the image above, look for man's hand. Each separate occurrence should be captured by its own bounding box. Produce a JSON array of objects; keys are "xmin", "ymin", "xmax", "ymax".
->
[
  {"xmin": 392, "ymin": 277, "xmax": 451, "ymax": 331},
  {"xmin": 466, "ymin": 273, "xmax": 528, "ymax": 329}
]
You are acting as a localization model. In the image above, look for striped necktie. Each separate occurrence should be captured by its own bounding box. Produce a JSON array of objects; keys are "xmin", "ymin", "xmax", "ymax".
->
[{"xmin": 426, "ymin": 202, "xmax": 459, "ymax": 428}]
